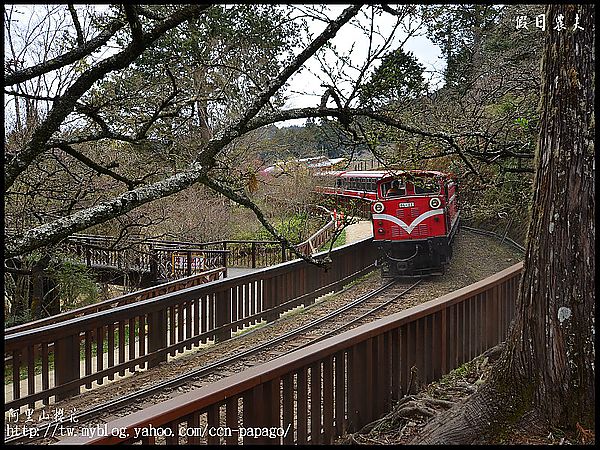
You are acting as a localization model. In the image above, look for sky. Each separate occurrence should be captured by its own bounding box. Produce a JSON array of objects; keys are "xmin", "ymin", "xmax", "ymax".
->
[{"xmin": 280, "ymin": 5, "xmax": 444, "ymax": 125}]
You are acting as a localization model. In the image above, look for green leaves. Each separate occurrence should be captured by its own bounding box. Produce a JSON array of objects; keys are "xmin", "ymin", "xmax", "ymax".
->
[
  {"xmin": 359, "ymin": 47, "xmax": 428, "ymax": 108},
  {"xmin": 514, "ymin": 117, "xmax": 529, "ymax": 130},
  {"xmin": 49, "ymin": 258, "xmax": 99, "ymax": 310}
]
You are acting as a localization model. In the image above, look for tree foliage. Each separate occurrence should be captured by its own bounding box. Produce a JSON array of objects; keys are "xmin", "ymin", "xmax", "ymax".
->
[
  {"xmin": 359, "ymin": 47, "xmax": 428, "ymax": 107},
  {"xmin": 414, "ymin": 3, "xmax": 595, "ymax": 442},
  {"xmin": 424, "ymin": 4, "xmax": 502, "ymax": 90},
  {"xmin": 3, "ymin": 4, "xmax": 595, "ymax": 437}
]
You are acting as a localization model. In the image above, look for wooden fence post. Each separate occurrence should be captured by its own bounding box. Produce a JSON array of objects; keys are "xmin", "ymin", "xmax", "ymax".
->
[
  {"xmin": 54, "ymin": 334, "xmax": 81, "ymax": 400},
  {"xmin": 147, "ymin": 309, "xmax": 167, "ymax": 368},
  {"xmin": 149, "ymin": 247, "xmax": 158, "ymax": 282},
  {"xmin": 214, "ymin": 290, "xmax": 230, "ymax": 343}
]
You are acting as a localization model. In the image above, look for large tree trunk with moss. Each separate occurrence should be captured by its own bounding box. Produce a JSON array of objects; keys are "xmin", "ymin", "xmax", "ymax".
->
[{"xmin": 413, "ymin": 4, "xmax": 595, "ymax": 444}]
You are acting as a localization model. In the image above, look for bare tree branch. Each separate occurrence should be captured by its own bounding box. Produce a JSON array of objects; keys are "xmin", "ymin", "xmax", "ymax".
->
[
  {"xmin": 4, "ymin": 89, "xmax": 58, "ymax": 101},
  {"xmin": 56, "ymin": 142, "xmax": 138, "ymax": 189},
  {"xmin": 135, "ymin": 67, "xmax": 179, "ymax": 139},
  {"xmin": 4, "ymin": 17, "xmax": 125, "ymax": 86},
  {"xmin": 5, "ymin": 5, "xmax": 363, "ymax": 258},
  {"xmin": 201, "ymin": 175, "xmax": 327, "ymax": 267},
  {"xmin": 4, "ymin": 4, "xmax": 213, "ymax": 191},
  {"xmin": 136, "ymin": 6, "xmax": 165, "ymax": 21},
  {"xmin": 123, "ymin": 4, "xmax": 143, "ymax": 43},
  {"xmin": 380, "ymin": 4, "xmax": 404, "ymax": 16},
  {"xmin": 67, "ymin": 4, "xmax": 85, "ymax": 47}
]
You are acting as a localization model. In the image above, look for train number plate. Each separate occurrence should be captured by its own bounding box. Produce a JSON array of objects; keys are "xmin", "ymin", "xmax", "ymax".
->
[{"xmin": 398, "ymin": 202, "xmax": 414, "ymax": 208}]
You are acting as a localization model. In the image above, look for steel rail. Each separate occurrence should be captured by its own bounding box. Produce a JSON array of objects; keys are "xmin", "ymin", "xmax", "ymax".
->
[
  {"xmin": 299, "ymin": 278, "xmax": 423, "ymax": 348},
  {"xmin": 461, "ymin": 225, "xmax": 526, "ymax": 253}
]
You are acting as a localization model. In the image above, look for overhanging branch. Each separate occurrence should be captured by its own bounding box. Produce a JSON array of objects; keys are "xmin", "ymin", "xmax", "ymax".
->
[
  {"xmin": 56, "ymin": 142, "xmax": 138, "ymax": 189},
  {"xmin": 6, "ymin": 5, "xmax": 363, "ymax": 258},
  {"xmin": 4, "ymin": 17, "xmax": 125, "ymax": 86},
  {"xmin": 200, "ymin": 175, "xmax": 328, "ymax": 268},
  {"xmin": 4, "ymin": 4, "xmax": 213, "ymax": 192}
]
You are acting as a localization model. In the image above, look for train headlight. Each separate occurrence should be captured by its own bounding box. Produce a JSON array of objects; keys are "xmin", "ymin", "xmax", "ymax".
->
[
  {"xmin": 373, "ymin": 202, "xmax": 385, "ymax": 213},
  {"xmin": 429, "ymin": 197, "xmax": 441, "ymax": 209}
]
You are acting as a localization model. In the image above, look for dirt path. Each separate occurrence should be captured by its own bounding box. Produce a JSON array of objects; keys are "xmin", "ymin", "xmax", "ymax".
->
[{"xmin": 344, "ymin": 220, "xmax": 373, "ymax": 243}]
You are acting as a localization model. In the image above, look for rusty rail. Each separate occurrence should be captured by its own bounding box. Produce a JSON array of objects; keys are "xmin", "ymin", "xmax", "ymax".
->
[
  {"xmin": 4, "ymin": 238, "xmax": 377, "ymax": 410},
  {"xmin": 60, "ymin": 261, "xmax": 522, "ymax": 445}
]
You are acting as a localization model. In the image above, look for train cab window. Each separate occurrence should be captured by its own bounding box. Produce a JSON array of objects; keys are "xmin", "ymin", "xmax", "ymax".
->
[
  {"xmin": 335, "ymin": 179, "xmax": 342, "ymax": 188},
  {"xmin": 413, "ymin": 178, "xmax": 440, "ymax": 195},
  {"xmin": 383, "ymin": 180, "xmax": 405, "ymax": 197}
]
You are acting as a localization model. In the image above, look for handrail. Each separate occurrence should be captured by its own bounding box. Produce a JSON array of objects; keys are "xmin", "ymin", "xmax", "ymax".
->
[
  {"xmin": 4, "ymin": 240, "xmax": 366, "ymax": 346},
  {"xmin": 294, "ymin": 206, "xmax": 339, "ymax": 255},
  {"xmin": 4, "ymin": 268, "xmax": 225, "ymax": 335},
  {"xmin": 59, "ymin": 261, "xmax": 523, "ymax": 445}
]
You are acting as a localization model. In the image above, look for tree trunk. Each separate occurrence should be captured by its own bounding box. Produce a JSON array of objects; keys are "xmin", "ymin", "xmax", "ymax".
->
[{"xmin": 413, "ymin": 4, "xmax": 595, "ymax": 443}]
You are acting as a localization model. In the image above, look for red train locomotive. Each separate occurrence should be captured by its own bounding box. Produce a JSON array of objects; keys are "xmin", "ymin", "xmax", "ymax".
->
[{"xmin": 316, "ymin": 169, "xmax": 459, "ymax": 277}]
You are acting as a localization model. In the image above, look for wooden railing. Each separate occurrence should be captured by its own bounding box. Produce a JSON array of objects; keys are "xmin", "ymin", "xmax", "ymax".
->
[
  {"xmin": 59, "ymin": 261, "xmax": 523, "ymax": 445},
  {"xmin": 62, "ymin": 236, "xmax": 315, "ymax": 275},
  {"xmin": 52, "ymin": 206, "xmax": 341, "ymax": 285},
  {"xmin": 294, "ymin": 207, "xmax": 341, "ymax": 255},
  {"xmin": 4, "ymin": 238, "xmax": 377, "ymax": 410},
  {"xmin": 4, "ymin": 269, "xmax": 225, "ymax": 336}
]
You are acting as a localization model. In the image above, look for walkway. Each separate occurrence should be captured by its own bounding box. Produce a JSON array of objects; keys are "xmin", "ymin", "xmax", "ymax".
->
[
  {"xmin": 226, "ymin": 267, "xmax": 262, "ymax": 277},
  {"xmin": 344, "ymin": 220, "xmax": 373, "ymax": 244}
]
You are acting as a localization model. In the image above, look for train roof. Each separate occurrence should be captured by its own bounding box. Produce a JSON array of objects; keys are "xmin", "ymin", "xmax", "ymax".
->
[{"xmin": 316, "ymin": 169, "xmax": 453, "ymax": 179}]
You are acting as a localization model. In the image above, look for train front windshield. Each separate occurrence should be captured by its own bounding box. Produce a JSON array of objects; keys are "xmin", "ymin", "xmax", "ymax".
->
[
  {"xmin": 380, "ymin": 176, "xmax": 440, "ymax": 198},
  {"xmin": 412, "ymin": 177, "xmax": 440, "ymax": 194},
  {"xmin": 381, "ymin": 180, "xmax": 406, "ymax": 198}
]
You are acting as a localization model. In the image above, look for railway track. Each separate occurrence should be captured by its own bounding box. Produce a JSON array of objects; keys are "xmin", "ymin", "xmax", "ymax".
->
[
  {"xmin": 461, "ymin": 225, "xmax": 525, "ymax": 253},
  {"xmin": 6, "ymin": 277, "xmax": 421, "ymax": 445}
]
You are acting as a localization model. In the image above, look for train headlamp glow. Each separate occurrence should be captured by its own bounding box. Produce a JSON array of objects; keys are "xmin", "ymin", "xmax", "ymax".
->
[
  {"xmin": 429, "ymin": 197, "xmax": 441, "ymax": 209},
  {"xmin": 373, "ymin": 202, "xmax": 385, "ymax": 213}
]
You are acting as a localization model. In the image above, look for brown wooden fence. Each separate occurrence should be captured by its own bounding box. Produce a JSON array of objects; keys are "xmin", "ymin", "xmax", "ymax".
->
[
  {"xmin": 4, "ymin": 269, "xmax": 225, "ymax": 336},
  {"xmin": 62, "ymin": 235, "xmax": 337, "ymax": 277},
  {"xmin": 59, "ymin": 261, "xmax": 523, "ymax": 445},
  {"xmin": 4, "ymin": 238, "xmax": 377, "ymax": 411},
  {"xmin": 3, "ymin": 269, "xmax": 225, "ymax": 370}
]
